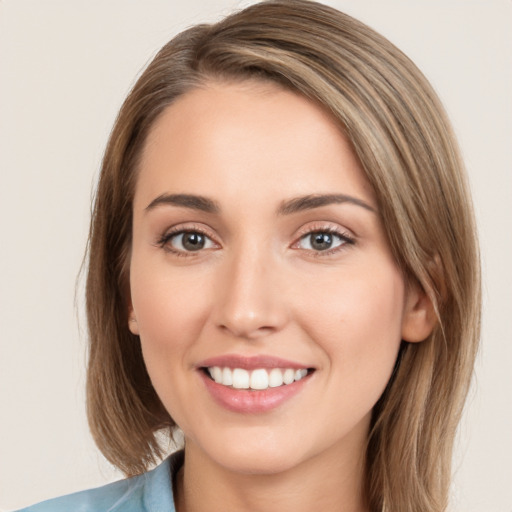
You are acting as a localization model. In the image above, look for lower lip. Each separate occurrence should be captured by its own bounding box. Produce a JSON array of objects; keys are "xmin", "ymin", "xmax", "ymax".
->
[{"xmin": 200, "ymin": 371, "xmax": 310, "ymax": 413}]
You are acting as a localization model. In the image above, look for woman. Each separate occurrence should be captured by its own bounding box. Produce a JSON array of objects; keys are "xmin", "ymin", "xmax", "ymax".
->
[{"xmin": 17, "ymin": 1, "xmax": 480, "ymax": 511}]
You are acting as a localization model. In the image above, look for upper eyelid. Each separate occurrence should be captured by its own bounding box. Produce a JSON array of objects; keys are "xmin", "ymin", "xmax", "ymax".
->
[
  {"xmin": 291, "ymin": 222, "xmax": 356, "ymax": 249},
  {"xmin": 293, "ymin": 221, "xmax": 355, "ymax": 238},
  {"xmin": 156, "ymin": 224, "xmax": 220, "ymax": 249},
  {"xmin": 293, "ymin": 230, "xmax": 354, "ymax": 246},
  {"xmin": 161, "ymin": 223, "xmax": 216, "ymax": 238}
]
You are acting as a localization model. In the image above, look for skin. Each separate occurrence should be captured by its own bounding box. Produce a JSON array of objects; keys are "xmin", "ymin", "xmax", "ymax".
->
[{"xmin": 128, "ymin": 81, "xmax": 434, "ymax": 512}]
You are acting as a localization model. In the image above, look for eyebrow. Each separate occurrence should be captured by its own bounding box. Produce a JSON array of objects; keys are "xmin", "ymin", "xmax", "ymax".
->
[
  {"xmin": 144, "ymin": 192, "xmax": 375, "ymax": 215},
  {"xmin": 277, "ymin": 194, "xmax": 376, "ymax": 215},
  {"xmin": 145, "ymin": 193, "xmax": 220, "ymax": 213}
]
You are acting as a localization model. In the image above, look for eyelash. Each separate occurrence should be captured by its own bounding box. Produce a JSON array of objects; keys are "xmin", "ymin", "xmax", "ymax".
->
[
  {"xmin": 156, "ymin": 225, "xmax": 217, "ymax": 257},
  {"xmin": 155, "ymin": 225, "xmax": 355, "ymax": 257},
  {"xmin": 293, "ymin": 226, "xmax": 355, "ymax": 256}
]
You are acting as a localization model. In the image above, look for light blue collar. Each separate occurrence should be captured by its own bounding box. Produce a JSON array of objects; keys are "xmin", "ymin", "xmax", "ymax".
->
[{"xmin": 16, "ymin": 450, "xmax": 183, "ymax": 512}]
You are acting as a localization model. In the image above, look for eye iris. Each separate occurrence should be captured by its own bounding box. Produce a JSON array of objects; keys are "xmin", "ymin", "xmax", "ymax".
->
[
  {"xmin": 182, "ymin": 232, "xmax": 205, "ymax": 251},
  {"xmin": 310, "ymin": 232, "xmax": 333, "ymax": 251}
]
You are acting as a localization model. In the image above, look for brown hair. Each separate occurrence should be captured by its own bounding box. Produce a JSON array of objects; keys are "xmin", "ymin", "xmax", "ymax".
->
[{"xmin": 85, "ymin": 1, "xmax": 480, "ymax": 511}]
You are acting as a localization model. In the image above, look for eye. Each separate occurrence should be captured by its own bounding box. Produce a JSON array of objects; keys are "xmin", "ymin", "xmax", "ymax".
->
[
  {"xmin": 160, "ymin": 230, "xmax": 216, "ymax": 253},
  {"xmin": 297, "ymin": 230, "xmax": 352, "ymax": 252}
]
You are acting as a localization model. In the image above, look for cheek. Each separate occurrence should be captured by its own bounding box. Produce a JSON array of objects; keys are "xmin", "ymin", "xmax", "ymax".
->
[
  {"xmin": 129, "ymin": 264, "xmax": 214, "ymax": 429},
  {"xmin": 299, "ymin": 262, "xmax": 405, "ymax": 396},
  {"xmin": 129, "ymin": 262, "xmax": 209, "ymax": 382}
]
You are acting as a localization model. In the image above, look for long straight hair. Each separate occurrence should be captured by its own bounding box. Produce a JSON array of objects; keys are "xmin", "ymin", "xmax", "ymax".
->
[{"xmin": 85, "ymin": 2, "xmax": 481, "ymax": 511}]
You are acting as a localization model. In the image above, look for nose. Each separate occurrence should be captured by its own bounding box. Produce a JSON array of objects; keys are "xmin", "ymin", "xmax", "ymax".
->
[{"xmin": 213, "ymin": 246, "xmax": 289, "ymax": 340}]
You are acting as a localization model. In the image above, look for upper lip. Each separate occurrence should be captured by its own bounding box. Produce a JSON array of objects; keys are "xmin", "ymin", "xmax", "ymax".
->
[{"xmin": 197, "ymin": 354, "xmax": 313, "ymax": 370}]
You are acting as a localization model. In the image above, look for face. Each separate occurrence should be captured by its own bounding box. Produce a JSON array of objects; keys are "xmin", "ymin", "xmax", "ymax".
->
[{"xmin": 129, "ymin": 81, "xmax": 426, "ymax": 476}]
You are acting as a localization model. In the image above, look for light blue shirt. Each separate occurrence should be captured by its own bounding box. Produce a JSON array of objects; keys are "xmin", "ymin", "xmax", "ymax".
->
[{"xmin": 16, "ymin": 451, "xmax": 183, "ymax": 512}]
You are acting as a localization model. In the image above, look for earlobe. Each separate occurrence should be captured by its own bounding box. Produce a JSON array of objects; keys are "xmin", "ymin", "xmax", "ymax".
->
[
  {"xmin": 401, "ymin": 283, "xmax": 437, "ymax": 343},
  {"xmin": 128, "ymin": 308, "xmax": 140, "ymax": 335}
]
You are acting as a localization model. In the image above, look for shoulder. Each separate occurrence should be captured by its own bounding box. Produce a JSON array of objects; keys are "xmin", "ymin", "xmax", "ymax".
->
[{"xmin": 16, "ymin": 451, "xmax": 183, "ymax": 512}]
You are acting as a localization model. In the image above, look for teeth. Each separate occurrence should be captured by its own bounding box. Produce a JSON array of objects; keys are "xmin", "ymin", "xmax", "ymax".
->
[
  {"xmin": 268, "ymin": 368, "xmax": 283, "ymax": 388},
  {"xmin": 283, "ymin": 368, "xmax": 295, "ymax": 385},
  {"xmin": 222, "ymin": 367, "xmax": 233, "ymax": 386},
  {"xmin": 250, "ymin": 368, "xmax": 269, "ymax": 390},
  {"xmin": 207, "ymin": 366, "xmax": 309, "ymax": 390},
  {"xmin": 295, "ymin": 368, "xmax": 307, "ymax": 380},
  {"xmin": 211, "ymin": 366, "xmax": 222, "ymax": 383},
  {"xmin": 232, "ymin": 368, "xmax": 250, "ymax": 389}
]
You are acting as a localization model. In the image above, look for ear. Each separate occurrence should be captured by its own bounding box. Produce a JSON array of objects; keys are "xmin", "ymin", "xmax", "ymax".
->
[
  {"xmin": 401, "ymin": 281, "xmax": 437, "ymax": 343},
  {"xmin": 128, "ymin": 306, "xmax": 140, "ymax": 335}
]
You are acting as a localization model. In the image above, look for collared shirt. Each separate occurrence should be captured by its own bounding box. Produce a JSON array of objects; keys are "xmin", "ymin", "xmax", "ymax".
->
[{"xmin": 16, "ymin": 451, "xmax": 183, "ymax": 512}]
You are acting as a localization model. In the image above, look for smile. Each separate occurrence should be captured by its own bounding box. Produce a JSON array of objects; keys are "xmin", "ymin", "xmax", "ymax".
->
[
  {"xmin": 207, "ymin": 367, "xmax": 309, "ymax": 390},
  {"xmin": 198, "ymin": 355, "xmax": 315, "ymax": 413}
]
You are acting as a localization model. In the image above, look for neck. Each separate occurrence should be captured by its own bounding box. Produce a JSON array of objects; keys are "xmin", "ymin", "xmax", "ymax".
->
[{"xmin": 174, "ymin": 435, "xmax": 369, "ymax": 512}]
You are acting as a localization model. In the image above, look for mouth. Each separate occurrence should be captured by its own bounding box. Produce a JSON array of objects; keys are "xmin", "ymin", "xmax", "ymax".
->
[
  {"xmin": 197, "ymin": 355, "xmax": 316, "ymax": 412},
  {"xmin": 203, "ymin": 366, "xmax": 314, "ymax": 391}
]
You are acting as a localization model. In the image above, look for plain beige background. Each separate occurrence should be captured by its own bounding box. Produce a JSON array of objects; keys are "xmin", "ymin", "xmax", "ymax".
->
[{"xmin": 1, "ymin": 1, "xmax": 511, "ymax": 510}]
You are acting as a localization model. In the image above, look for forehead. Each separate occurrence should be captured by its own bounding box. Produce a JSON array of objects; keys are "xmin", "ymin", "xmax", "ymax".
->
[{"xmin": 135, "ymin": 80, "xmax": 376, "ymax": 210}]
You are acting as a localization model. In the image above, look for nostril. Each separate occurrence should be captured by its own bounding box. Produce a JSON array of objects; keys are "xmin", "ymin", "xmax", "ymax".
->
[{"xmin": 217, "ymin": 323, "xmax": 276, "ymax": 340}]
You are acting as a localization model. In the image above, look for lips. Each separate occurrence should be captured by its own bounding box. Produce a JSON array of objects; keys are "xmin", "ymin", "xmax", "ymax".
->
[{"xmin": 197, "ymin": 355, "xmax": 314, "ymax": 413}]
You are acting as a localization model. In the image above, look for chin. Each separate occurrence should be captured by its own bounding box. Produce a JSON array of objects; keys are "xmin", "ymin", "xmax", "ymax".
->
[
  {"xmin": 191, "ymin": 430, "xmax": 308, "ymax": 476},
  {"xmin": 218, "ymin": 448, "xmax": 303, "ymax": 476}
]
